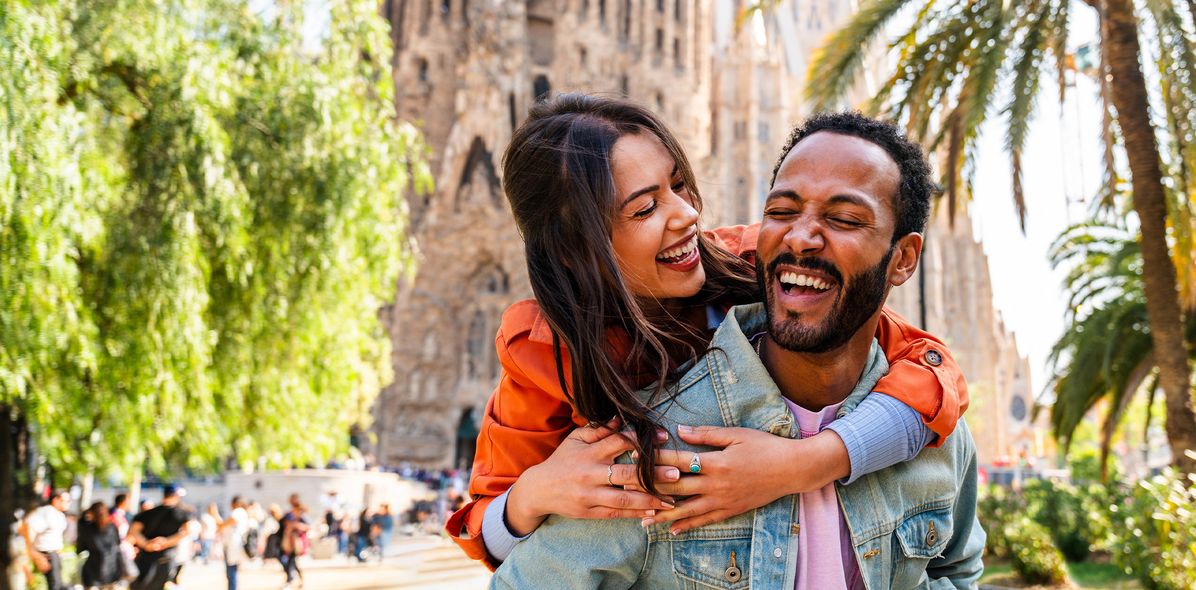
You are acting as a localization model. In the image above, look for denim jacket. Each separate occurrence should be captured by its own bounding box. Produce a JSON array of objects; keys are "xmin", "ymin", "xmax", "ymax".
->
[{"xmin": 490, "ymin": 304, "xmax": 985, "ymax": 590}]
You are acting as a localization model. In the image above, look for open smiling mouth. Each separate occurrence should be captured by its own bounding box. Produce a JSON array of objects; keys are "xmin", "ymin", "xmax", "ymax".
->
[
  {"xmin": 777, "ymin": 271, "xmax": 835, "ymax": 296},
  {"xmin": 656, "ymin": 234, "xmax": 699, "ymax": 268}
]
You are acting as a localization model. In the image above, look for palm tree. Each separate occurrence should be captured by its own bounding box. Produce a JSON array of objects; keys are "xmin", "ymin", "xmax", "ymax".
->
[
  {"xmin": 1046, "ymin": 211, "xmax": 1196, "ymax": 478},
  {"xmin": 793, "ymin": 0, "xmax": 1196, "ymax": 473}
]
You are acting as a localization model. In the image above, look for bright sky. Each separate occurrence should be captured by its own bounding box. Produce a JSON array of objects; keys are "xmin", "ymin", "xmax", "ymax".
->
[{"xmin": 969, "ymin": 4, "xmax": 1103, "ymax": 394}]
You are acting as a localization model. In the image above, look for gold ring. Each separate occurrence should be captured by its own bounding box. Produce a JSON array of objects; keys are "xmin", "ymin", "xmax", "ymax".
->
[{"xmin": 607, "ymin": 464, "xmax": 615, "ymax": 486}]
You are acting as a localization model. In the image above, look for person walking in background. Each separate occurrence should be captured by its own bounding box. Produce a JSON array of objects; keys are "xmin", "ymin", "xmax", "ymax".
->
[
  {"xmin": 109, "ymin": 493, "xmax": 131, "ymax": 540},
  {"xmin": 77, "ymin": 502, "xmax": 121, "ymax": 590},
  {"xmin": 279, "ymin": 495, "xmax": 309, "ymax": 589},
  {"xmin": 198, "ymin": 503, "xmax": 219, "ymax": 564},
  {"xmin": 217, "ymin": 496, "xmax": 250, "ymax": 590},
  {"xmin": 127, "ymin": 485, "xmax": 197, "ymax": 590},
  {"xmin": 369, "ymin": 504, "xmax": 394, "ymax": 563},
  {"xmin": 352, "ymin": 508, "xmax": 372, "ymax": 562},
  {"xmin": 19, "ymin": 490, "xmax": 70, "ymax": 590}
]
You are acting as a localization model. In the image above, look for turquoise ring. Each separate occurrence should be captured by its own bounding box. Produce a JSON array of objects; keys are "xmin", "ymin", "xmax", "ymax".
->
[{"xmin": 689, "ymin": 453, "xmax": 702, "ymax": 474}]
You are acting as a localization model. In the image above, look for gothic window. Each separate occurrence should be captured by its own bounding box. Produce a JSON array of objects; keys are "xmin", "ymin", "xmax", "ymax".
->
[
  {"xmin": 655, "ymin": 28, "xmax": 663, "ymax": 52},
  {"xmin": 461, "ymin": 0, "xmax": 469, "ymax": 26},
  {"xmin": 673, "ymin": 37, "xmax": 681, "ymax": 68},
  {"xmin": 580, "ymin": 46, "xmax": 588, "ymax": 66},
  {"xmin": 416, "ymin": 56, "xmax": 429, "ymax": 82},
  {"xmin": 455, "ymin": 137, "xmax": 501, "ymax": 209},
  {"xmin": 440, "ymin": 0, "xmax": 450, "ymax": 21},
  {"xmin": 620, "ymin": 74, "xmax": 629, "ymax": 95},
  {"xmin": 656, "ymin": 0, "xmax": 663, "ymax": 12},
  {"xmin": 654, "ymin": 92, "xmax": 664, "ymax": 111},
  {"xmin": 508, "ymin": 93, "xmax": 518, "ymax": 131},
  {"xmin": 533, "ymin": 75, "xmax": 551, "ymax": 101},
  {"xmin": 581, "ymin": 0, "xmax": 589, "ymax": 18},
  {"xmin": 465, "ymin": 310, "xmax": 491, "ymax": 379},
  {"xmin": 674, "ymin": 0, "xmax": 682, "ymax": 21},
  {"xmin": 420, "ymin": 0, "xmax": 431, "ymax": 34},
  {"xmin": 619, "ymin": 0, "xmax": 630, "ymax": 41},
  {"xmin": 600, "ymin": 0, "xmax": 607, "ymax": 24}
]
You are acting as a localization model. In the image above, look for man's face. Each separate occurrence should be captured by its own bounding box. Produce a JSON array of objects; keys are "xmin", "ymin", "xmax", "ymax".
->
[
  {"xmin": 757, "ymin": 132, "xmax": 906, "ymax": 353},
  {"xmin": 51, "ymin": 494, "xmax": 70, "ymax": 512}
]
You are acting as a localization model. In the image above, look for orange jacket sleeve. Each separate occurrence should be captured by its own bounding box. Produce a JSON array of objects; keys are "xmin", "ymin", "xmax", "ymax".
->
[
  {"xmin": 445, "ymin": 300, "xmax": 584, "ymax": 570},
  {"xmin": 707, "ymin": 222, "xmax": 969, "ymax": 445}
]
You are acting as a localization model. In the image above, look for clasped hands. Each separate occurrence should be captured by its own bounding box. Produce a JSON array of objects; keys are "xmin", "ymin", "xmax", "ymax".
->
[{"xmin": 505, "ymin": 418, "xmax": 847, "ymax": 537}]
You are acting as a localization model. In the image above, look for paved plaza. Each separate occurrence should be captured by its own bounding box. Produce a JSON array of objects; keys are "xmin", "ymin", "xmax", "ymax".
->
[{"xmin": 176, "ymin": 536, "xmax": 490, "ymax": 590}]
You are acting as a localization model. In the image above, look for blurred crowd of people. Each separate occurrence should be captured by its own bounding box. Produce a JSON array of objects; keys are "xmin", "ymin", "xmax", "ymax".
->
[{"xmin": 7, "ymin": 474, "xmax": 470, "ymax": 590}]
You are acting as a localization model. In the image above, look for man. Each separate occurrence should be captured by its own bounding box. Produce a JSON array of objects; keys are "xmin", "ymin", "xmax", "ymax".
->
[
  {"xmin": 490, "ymin": 112, "xmax": 985, "ymax": 589},
  {"xmin": 128, "ymin": 485, "xmax": 198, "ymax": 590},
  {"xmin": 217, "ymin": 496, "xmax": 250, "ymax": 590},
  {"xmin": 110, "ymin": 493, "xmax": 132, "ymax": 539},
  {"xmin": 369, "ymin": 503, "xmax": 395, "ymax": 562},
  {"xmin": 20, "ymin": 490, "xmax": 70, "ymax": 590}
]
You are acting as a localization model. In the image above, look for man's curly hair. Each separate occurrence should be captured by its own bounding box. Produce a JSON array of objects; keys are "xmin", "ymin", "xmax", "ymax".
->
[{"xmin": 769, "ymin": 112, "xmax": 935, "ymax": 243}]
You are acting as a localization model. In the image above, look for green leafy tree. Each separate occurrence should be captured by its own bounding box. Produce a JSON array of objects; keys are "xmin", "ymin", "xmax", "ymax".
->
[
  {"xmin": 0, "ymin": 1, "xmax": 428, "ymax": 584},
  {"xmin": 1047, "ymin": 211, "xmax": 1196, "ymax": 477},
  {"xmin": 793, "ymin": 0, "xmax": 1196, "ymax": 473}
]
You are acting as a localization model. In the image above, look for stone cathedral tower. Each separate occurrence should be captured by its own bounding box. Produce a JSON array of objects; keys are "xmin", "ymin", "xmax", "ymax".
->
[{"xmin": 373, "ymin": 0, "xmax": 1037, "ymax": 470}]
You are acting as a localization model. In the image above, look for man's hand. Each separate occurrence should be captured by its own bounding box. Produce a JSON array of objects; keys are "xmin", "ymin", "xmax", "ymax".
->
[
  {"xmin": 144, "ymin": 537, "xmax": 169, "ymax": 552},
  {"xmin": 631, "ymin": 425, "xmax": 850, "ymax": 534},
  {"xmin": 504, "ymin": 418, "xmax": 678, "ymax": 536}
]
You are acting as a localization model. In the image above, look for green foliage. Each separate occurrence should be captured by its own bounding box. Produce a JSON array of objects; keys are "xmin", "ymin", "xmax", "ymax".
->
[
  {"xmin": 1047, "ymin": 212, "xmax": 1196, "ymax": 473},
  {"xmin": 0, "ymin": 0, "xmax": 428, "ymax": 480},
  {"xmin": 1108, "ymin": 468, "xmax": 1196, "ymax": 590},
  {"xmin": 1005, "ymin": 515, "xmax": 1070, "ymax": 585},
  {"xmin": 978, "ymin": 484, "xmax": 1019, "ymax": 559}
]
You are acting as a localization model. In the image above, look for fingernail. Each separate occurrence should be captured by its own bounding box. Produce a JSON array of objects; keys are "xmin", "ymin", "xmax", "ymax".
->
[
  {"xmin": 670, "ymin": 528, "xmax": 680, "ymax": 536},
  {"xmin": 643, "ymin": 510, "xmax": 656, "ymax": 517},
  {"xmin": 656, "ymin": 430, "xmax": 669, "ymax": 441},
  {"xmin": 630, "ymin": 450, "xmax": 639, "ymax": 461},
  {"xmin": 641, "ymin": 518, "xmax": 654, "ymax": 528},
  {"xmin": 664, "ymin": 468, "xmax": 680, "ymax": 480},
  {"xmin": 677, "ymin": 425, "xmax": 692, "ymax": 433},
  {"xmin": 661, "ymin": 501, "xmax": 674, "ymax": 509}
]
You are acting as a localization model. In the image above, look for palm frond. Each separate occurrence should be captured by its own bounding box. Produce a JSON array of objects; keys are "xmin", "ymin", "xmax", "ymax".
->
[{"xmin": 806, "ymin": 0, "xmax": 920, "ymax": 111}]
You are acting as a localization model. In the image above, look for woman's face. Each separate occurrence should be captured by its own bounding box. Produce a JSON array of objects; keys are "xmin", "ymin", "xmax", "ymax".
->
[{"xmin": 609, "ymin": 132, "xmax": 705, "ymax": 301}]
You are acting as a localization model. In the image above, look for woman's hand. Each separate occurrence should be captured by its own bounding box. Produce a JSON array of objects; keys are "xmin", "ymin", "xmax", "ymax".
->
[
  {"xmin": 504, "ymin": 419, "xmax": 680, "ymax": 537},
  {"xmin": 634, "ymin": 425, "xmax": 850, "ymax": 535}
]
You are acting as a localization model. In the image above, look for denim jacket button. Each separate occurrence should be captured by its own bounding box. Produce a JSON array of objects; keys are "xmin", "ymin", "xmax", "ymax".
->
[{"xmin": 773, "ymin": 547, "xmax": 782, "ymax": 558}]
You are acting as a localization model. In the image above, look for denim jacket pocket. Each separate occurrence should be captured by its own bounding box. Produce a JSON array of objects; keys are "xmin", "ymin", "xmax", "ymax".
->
[
  {"xmin": 669, "ymin": 530, "xmax": 752, "ymax": 590},
  {"xmin": 895, "ymin": 507, "xmax": 954, "ymax": 560}
]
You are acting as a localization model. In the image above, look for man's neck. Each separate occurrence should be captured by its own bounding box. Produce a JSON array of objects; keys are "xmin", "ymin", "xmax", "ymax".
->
[{"xmin": 758, "ymin": 317, "xmax": 880, "ymax": 412}]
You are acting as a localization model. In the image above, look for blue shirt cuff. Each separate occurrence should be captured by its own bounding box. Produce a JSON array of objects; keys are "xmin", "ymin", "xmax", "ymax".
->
[
  {"xmin": 481, "ymin": 489, "xmax": 532, "ymax": 562},
  {"xmin": 826, "ymin": 392, "xmax": 935, "ymax": 484}
]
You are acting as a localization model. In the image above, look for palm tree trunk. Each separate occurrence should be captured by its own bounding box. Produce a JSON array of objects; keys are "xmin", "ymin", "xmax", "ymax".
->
[{"xmin": 1100, "ymin": 0, "xmax": 1196, "ymax": 474}]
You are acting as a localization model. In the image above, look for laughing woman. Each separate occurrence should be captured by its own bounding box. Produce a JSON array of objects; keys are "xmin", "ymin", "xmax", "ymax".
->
[{"xmin": 446, "ymin": 93, "xmax": 968, "ymax": 568}]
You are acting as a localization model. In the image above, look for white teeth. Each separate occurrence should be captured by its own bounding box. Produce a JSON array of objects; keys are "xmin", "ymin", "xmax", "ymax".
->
[
  {"xmin": 659, "ymin": 235, "xmax": 698, "ymax": 261},
  {"xmin": 779, "ymin": 272, "xmax": 832, "ymax": 291}
]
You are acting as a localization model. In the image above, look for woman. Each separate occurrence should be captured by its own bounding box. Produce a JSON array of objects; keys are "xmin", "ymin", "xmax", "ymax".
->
[
  {"xmin": 279, "ymin": 496, "xmax": 309, "ymax": 589},
  {"xmin": 77, "ymin": 502, "xmax": 121, "ymax": 590},
  {"xmin": 446, "ymin": 93, "xmax": 969, "ymax": 569}
]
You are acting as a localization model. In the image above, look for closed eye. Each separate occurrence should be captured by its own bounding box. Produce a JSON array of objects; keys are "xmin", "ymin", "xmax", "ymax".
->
[{"xmin": 633, "ymin": 200, "xmax": 658, "ymax": 218}]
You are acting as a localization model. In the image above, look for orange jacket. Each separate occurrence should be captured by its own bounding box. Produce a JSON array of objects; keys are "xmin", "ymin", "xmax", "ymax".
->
[{"xmin": 445, "ymin": 224, "xmax": 969, "ymax": 569}]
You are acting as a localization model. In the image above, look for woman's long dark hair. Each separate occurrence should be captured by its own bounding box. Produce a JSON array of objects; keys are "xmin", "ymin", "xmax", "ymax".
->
[{"xmin": 502, "ymin": 93, "xmax": 756, "ymax": 494}]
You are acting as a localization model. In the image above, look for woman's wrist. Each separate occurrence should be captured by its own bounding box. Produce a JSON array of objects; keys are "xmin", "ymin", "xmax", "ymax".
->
[
  {"xmin": 786, "ymin": 431, "xmax": 851, "ymax": 494},
  {"xmin": 504, "ymin": 468, "xmax": 549, "ymax": 537}
]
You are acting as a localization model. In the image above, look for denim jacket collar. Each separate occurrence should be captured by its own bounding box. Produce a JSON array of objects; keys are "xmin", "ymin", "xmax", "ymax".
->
[{"xmin": 651, "ymin": 303, "xmax": 889, "ymax": 438}]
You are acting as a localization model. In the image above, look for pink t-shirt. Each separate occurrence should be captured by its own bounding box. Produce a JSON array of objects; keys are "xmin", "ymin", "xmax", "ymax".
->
[{"xmin": 782, "ymin": 396, "xmax": 865, "ymax": 590}]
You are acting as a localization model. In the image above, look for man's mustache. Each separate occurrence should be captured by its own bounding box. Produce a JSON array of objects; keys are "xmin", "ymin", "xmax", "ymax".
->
[{"xmin": 766, "ymin": 252, "xmax": 845, "ymax": 286}]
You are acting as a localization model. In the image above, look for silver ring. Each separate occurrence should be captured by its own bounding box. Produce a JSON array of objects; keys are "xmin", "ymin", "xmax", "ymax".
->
[
  {"xmin": 607, "ymin": 464, "xmax": 616, "ymax": 486},
  {"xmin": 689, "ymin": 453, "xmax": 702, "ymax": 474}
]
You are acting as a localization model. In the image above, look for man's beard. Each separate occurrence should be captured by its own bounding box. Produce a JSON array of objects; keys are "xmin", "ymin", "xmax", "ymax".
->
[{"xmin": 756, "ymin": 247, "xmax": 894, "ymax": 353}]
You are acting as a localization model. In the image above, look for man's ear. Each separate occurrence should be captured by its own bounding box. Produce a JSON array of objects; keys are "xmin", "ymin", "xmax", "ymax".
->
[{"xmin": 887, "ymin": 232, "xmax": 923, "ymax": 287}]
